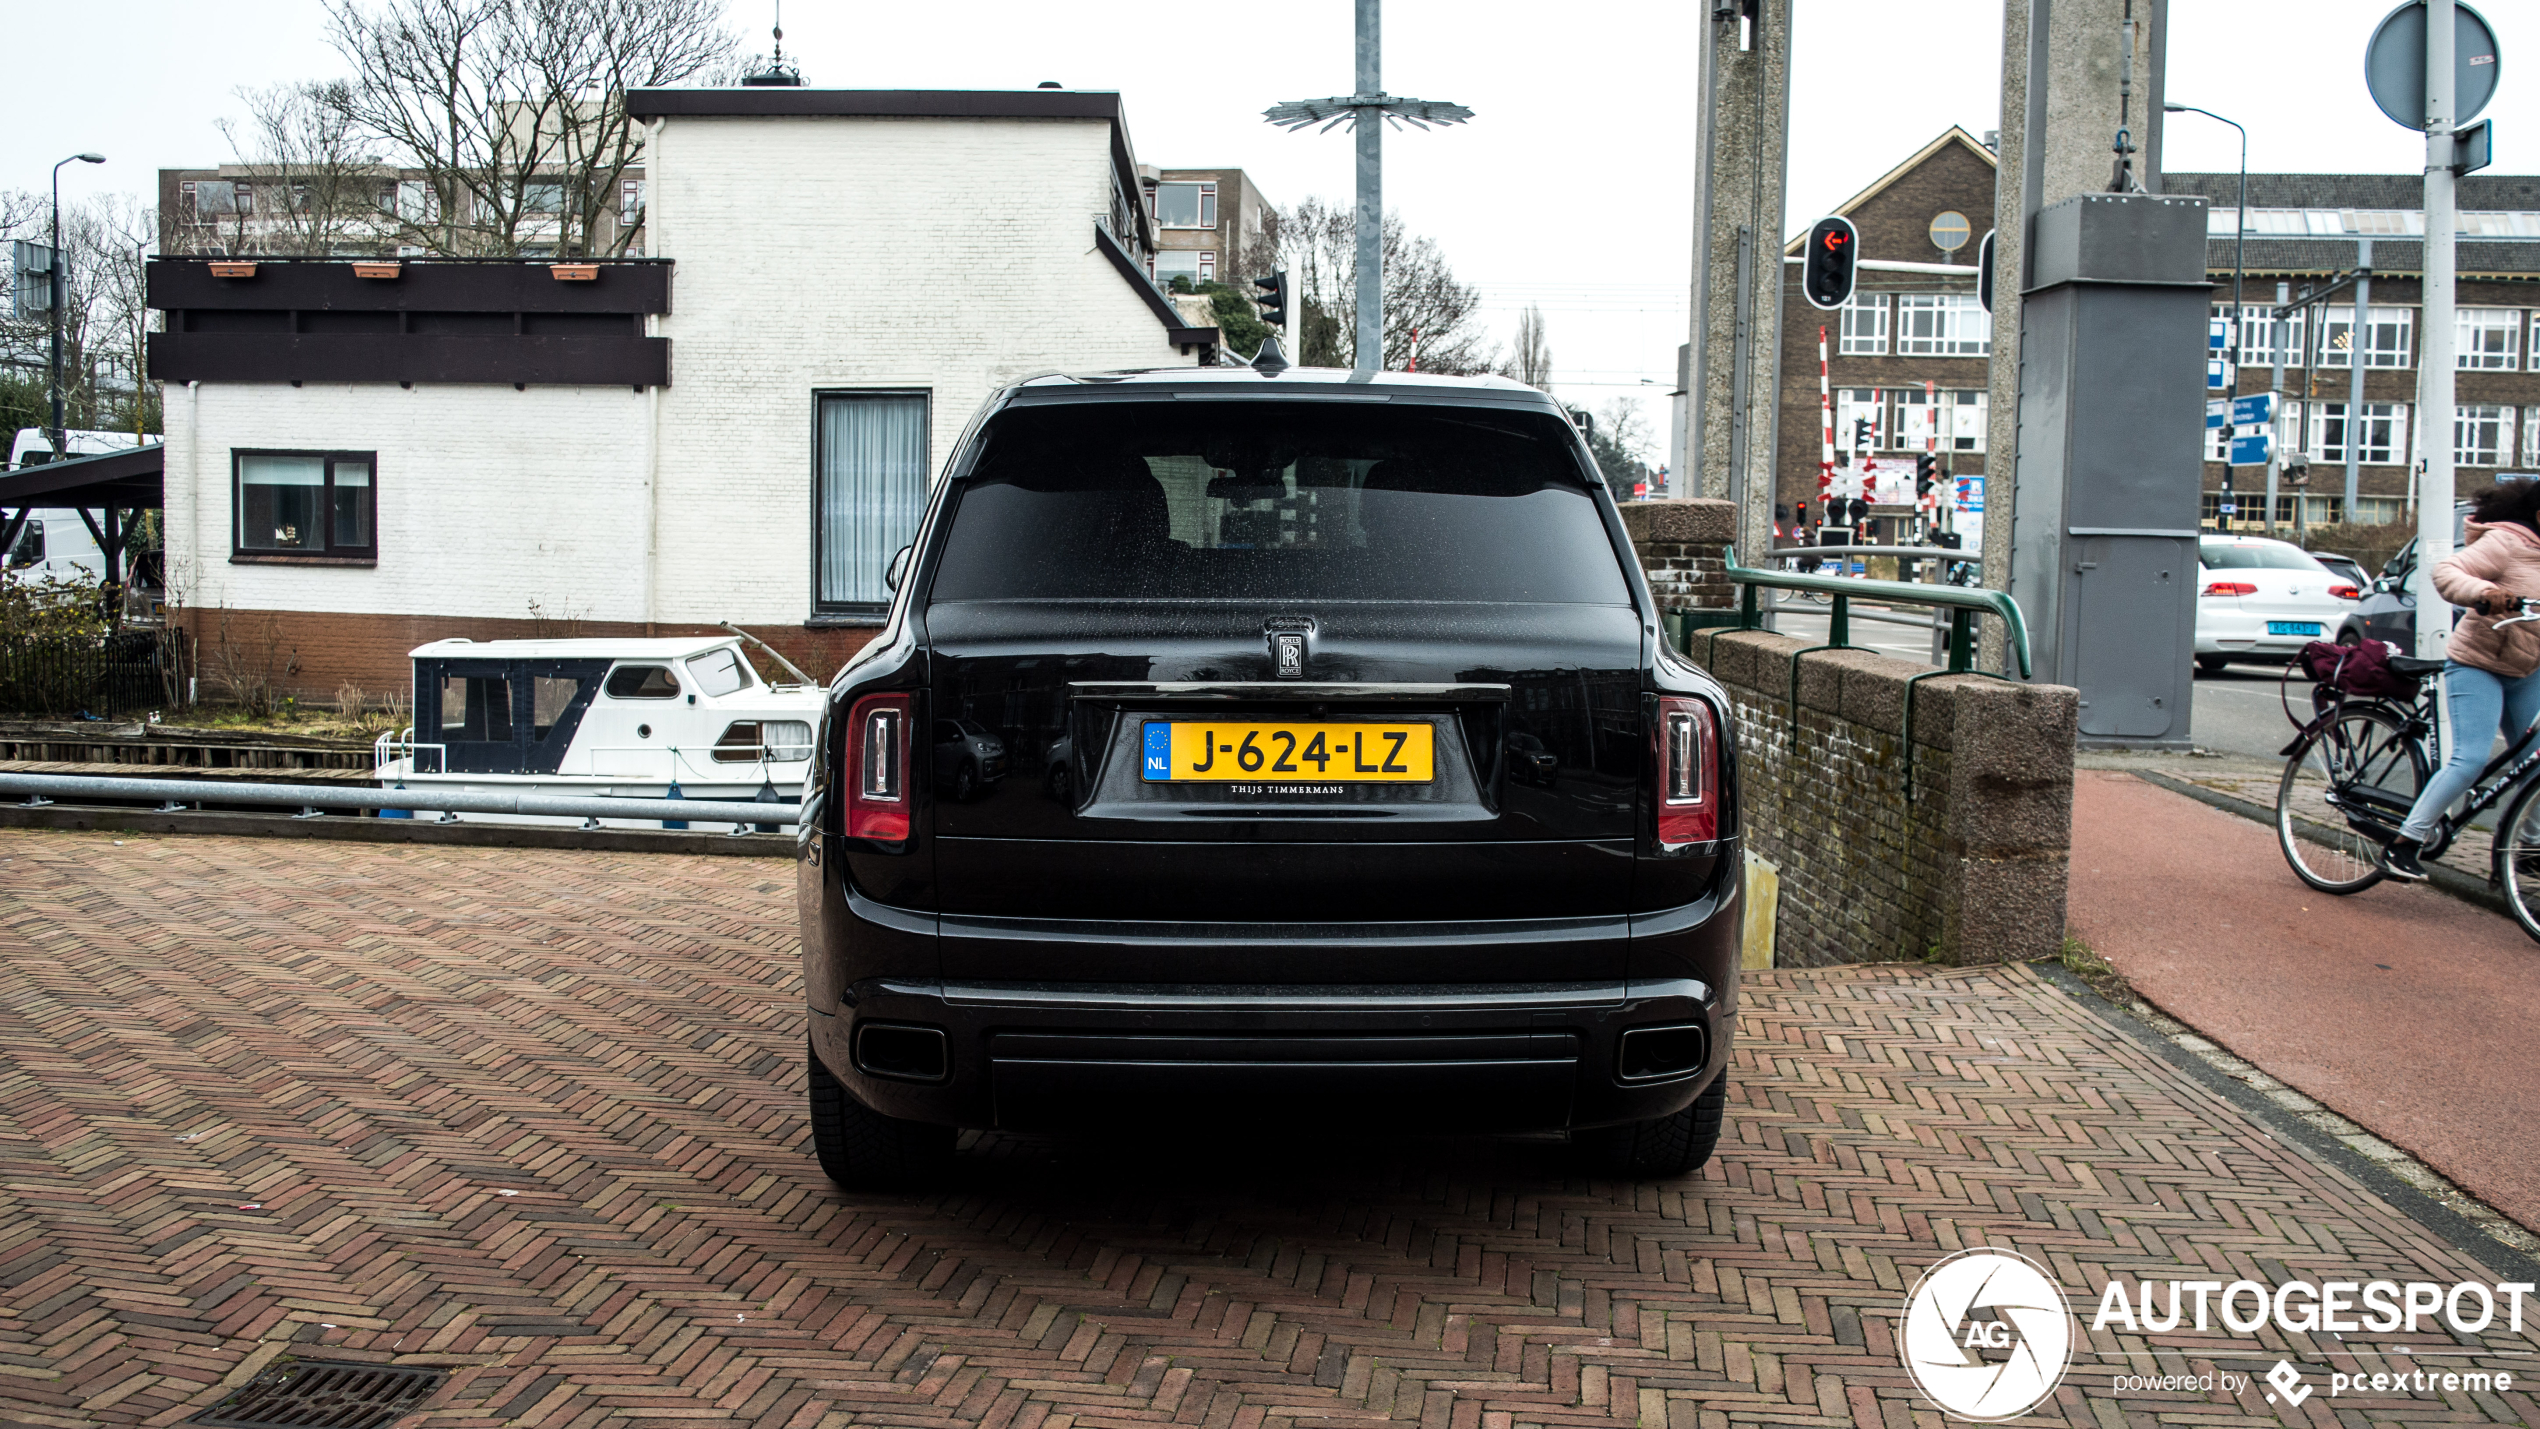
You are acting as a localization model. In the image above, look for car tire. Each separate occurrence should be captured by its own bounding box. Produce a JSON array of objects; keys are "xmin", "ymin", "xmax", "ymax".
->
[
  {"xmin": 2195, "ymin": 654, "xmax": 2230, "ymax": 673},
  {"xmin": 807, "ymin": 1041, "xmax": 954, "ymax": 1190},
  {"xmin": 2335, "ymin": 627, "xmax": 2361, "ymax": 647},
  {"xmin": 950, "ymin": 760, "xmax": 978, "ymax": 803},
  {"xmin": 1578, "ymin": 1073, "xmax": 1728, "ymax": 1178}
]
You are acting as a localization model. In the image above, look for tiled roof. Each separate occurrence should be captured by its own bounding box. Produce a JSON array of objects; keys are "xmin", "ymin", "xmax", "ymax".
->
[
  {"xmin": 2199, "ymin": 237, "xmax": 2540, "ymax": 278},
  {"xmin": 2167, "ymin": 172, "xmax": 2540, "ymax": 210},
  {"xmin": 2166, "ymin": 172, "xmax": 2540, "ymax": 278}
]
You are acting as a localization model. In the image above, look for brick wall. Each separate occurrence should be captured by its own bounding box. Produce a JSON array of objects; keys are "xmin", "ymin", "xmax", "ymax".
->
[{"xmin": 1627, "ymin": 498, "xmax": 2077, "ymax": 966}]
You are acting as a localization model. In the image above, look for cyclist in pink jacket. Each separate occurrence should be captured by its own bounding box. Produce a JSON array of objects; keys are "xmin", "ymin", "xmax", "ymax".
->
[{"xmin": 2381, "ymin": 481, "xmax": 2540, "ymax": 881}]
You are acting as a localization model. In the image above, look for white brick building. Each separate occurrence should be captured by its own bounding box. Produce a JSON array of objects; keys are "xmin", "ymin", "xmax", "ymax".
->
[{"xmin": 150, "ymin": 89, "xmax": 1214, "ymax": 695}]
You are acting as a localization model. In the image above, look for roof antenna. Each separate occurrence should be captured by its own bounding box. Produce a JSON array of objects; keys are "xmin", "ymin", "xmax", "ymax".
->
[
  {"xmin": 1251, "ymin": 332, "xmax": 1290, "ymax": 374},
  {"xmin": 742, "ymin": 1, "xmax": 802, "ymax": 86}
]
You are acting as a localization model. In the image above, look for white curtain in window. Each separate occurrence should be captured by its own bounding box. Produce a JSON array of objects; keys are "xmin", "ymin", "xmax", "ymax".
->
[{"xmin": 818, "ymin": 393, "xmax": 929, "ymax": 608}]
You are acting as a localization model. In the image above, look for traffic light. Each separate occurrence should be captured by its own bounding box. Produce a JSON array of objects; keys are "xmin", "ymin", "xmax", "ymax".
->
[
  {"xmin": 1850, "ymin": 416, "xmax": 1873, "ymax": 450},
  {"xmin": 1801, "ymin": 216, "xmax": 1859, "ymax": 311},
  {"xmin": 1976, "ymin": 230, "xmax": 1997, "ymax": 314},
  {"xmin": 1915, "ymin": 453, "xmax": 1938, "ymax": 497},
  {"xmin": 1253, "ymin": 271, "xmax": 1288, "ymax": 328}
]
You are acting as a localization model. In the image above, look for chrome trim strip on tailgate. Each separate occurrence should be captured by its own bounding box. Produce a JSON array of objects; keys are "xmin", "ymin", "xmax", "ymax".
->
[
  {"xmin": 1068, "ymin": 681, "xmax": 1510, "ymax": 703},
  {"xmin": 878, "ymin": 978, "xmax": 1711, "ymax": 1010}
]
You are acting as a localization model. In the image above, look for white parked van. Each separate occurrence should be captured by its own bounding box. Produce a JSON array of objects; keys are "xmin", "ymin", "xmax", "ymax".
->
[
  {"xmin": 6, "ymin": 428, "xmax": 146, "ymax": 582},
  {"xmin": 374, "ymin": 636, "xmax": 826, "ymax": 828}
]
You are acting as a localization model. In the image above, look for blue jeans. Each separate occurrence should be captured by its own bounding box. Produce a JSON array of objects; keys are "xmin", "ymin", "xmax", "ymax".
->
[{"xmin": 2398, "ymin": 661, "xmax": 2540, "ymax": 842}]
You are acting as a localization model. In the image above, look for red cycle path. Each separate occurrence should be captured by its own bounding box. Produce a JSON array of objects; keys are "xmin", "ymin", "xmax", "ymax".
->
[{"xmin": 2068, "ymin": 769, "xmax": 2540, "ymax": 1231}]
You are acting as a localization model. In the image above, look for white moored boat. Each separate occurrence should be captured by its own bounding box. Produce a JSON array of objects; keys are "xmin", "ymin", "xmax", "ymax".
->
[{"xmin": 374, "ymin": 635, "xmax": 823, "ymax": 829}]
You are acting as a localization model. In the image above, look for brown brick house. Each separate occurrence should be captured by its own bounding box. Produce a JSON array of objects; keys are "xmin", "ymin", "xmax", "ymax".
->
[
  {"xmin": 2164, "ymin": 170, "xmax": 2540, "ymax": 532},
  {"xmin": 1772, "ymin": 128, "xmax": 1996, "ymax": 543}
]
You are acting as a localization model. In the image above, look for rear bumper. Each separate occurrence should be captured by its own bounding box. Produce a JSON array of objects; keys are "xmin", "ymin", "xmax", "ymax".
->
[
  {"xmin": 805, "ymin": 871, "xmax": 1741, "ymax": 1134},
  {"xmin": 812, "ymin": 975, "xmax": 1727, "ymax": 1133}
]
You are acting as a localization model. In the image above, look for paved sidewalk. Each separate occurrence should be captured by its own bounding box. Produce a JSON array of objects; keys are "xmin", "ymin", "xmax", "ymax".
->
[
  {"xmin": 4, "ymin": 830, "xmax": 2538, "ymax": 1428},
  {"xmin": 2068, "ymin": 769, "xmax": 2540, "ymax": 1236}
]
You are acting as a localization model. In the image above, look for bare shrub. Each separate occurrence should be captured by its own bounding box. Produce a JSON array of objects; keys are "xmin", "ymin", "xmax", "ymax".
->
[{"xmin": 204, "ymin": 605, "xmax": 301, "ymax": 717}]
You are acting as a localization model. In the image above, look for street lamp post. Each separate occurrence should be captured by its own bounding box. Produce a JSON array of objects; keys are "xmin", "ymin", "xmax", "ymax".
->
[
  {"xmin": 2166, "ymin": 104, "xmax": 2245, "ymax": 528},
  {"xmin": 48, "ymin": 153, "xmax": 107, "ymax": 458}
]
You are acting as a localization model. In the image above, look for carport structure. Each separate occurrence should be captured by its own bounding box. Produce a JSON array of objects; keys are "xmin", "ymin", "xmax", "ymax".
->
[{"xmin": 0, "ymin": 441, "xmax": 164, "ymax": 592}]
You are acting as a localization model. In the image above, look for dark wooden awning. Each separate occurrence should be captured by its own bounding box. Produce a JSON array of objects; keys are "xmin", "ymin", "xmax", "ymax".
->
[{"xmin": 0, "ymin": 443, "xmax": 163, "ymax": 509}]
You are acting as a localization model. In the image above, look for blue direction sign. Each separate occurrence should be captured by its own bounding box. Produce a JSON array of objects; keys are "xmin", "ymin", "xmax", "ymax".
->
[
  {"xmin": 2209, "ymin": 394, "xmax": 2277, "ymax": 429},
  {"xmin": 2229, "ymin": 430, "xmax": 2275, "ymax": 467},
  {"xmin": 2207, "ymin": 358, "xmax": 2235, "ymax": 390}
]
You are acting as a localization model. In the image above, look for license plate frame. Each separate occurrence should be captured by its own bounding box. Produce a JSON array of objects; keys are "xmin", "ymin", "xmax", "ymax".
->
[
  {"xmin": 1140, "ymin": 720, "xmax": 1434, "ymax": 784},
  {"xmin": 2267, "ymin": 621, "xmax": 2322, "ymax": 637}
]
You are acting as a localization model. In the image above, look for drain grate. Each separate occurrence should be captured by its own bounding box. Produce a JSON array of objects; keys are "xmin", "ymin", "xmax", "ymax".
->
[{"xmin": 191, "ymin": 1360, "xmax": 447, "ymax": 1429}]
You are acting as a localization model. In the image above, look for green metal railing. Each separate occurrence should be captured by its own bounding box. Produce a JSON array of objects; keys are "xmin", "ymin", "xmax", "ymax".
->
[{"xmin": 1662, "ymin": 547, "xmax": 2036, "ymax": 796}]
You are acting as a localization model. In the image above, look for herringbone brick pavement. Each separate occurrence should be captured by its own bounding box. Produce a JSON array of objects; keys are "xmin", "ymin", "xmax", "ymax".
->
[{"xmin": 1, "ymin": 829, "xmax": 2532, "ymax": 1429}]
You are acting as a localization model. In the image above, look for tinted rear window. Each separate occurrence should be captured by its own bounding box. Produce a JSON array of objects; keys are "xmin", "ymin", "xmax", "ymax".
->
[{"xmin": 925, "ymin": 402, "xmax": 1632, "ymax": 603}]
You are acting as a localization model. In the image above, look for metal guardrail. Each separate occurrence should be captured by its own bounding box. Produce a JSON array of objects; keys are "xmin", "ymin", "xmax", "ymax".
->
[
  {"xmin": 1700, "ymin": 544, "xmax": 2032, "ymax": 679},
  {"xmin": 1759, "ymin": 543, "xmax": 1983, "ymax": 563},
  {"xmin": 1666, "ymin": 547, "xmax": 2038, "ymax": 799},
  {"xmin": 0, "ymin": 771, "xmax": 799, "ymax": 828}
]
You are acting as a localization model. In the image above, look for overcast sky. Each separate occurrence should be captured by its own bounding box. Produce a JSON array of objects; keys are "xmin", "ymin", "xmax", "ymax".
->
[{"xmin": 11, "ymin": 0, "xmax": 2532, "ymax": 454}]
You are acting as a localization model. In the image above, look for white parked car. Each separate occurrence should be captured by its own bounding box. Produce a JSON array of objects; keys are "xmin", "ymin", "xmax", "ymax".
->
[{"xmin": 2194, "ymin": 535, "xmax": 2354, "ymax": 672}]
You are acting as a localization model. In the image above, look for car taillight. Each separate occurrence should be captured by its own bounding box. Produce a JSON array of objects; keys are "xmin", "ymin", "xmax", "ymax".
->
[
  {"xmin": 1653, "ymin": 696, "xmax": 1719, "ymax": 846},
  {"xmin": 2330, "ymin": 583, "xmax": 2361, "ymax": 599},
  {"xmin": 844, "ymin": 693, "xmax": 910, "ymax": 840},
  {"xmin": 2201, "ymin": 581, "xmax": 2256, "ymax": 597}
]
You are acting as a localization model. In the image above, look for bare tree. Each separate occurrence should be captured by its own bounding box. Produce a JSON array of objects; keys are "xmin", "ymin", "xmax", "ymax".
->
[
  {"xmin": 321, "ymin": 0, "xmax": 734, "ymax": 258},
  {"xmin": 1585, "ymin": 398, "xmax": 1654, "ymax": 488},
  {"xmin": 203, "ymin": 82, "xmax": 388, "ymax": 256},
  {"xmin": 1501, "ymin": 304, "xmax": 1552, "ymax": 389},
  {"xmin": 0, "ymin": 195, "xmax": 160, "ymax": 444},
  {"xmin": 66, "ymin": 196, "xmax": 159, "ymax": 438},
  {"xmin": 1276, "ymin": 196, "xmax": 1494, "ymax": 374}
]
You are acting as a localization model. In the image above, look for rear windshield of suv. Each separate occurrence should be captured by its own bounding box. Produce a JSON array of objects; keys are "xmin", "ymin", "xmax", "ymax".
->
[{"xmin": 926, "ymin": 402, "xmax": 1633, "ymax": 603}]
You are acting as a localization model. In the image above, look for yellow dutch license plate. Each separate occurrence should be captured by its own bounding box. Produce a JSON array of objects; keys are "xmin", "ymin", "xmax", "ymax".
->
[{"xmin": 1141, "ymin": 720, "xmax": 1433, "ymax": 783}]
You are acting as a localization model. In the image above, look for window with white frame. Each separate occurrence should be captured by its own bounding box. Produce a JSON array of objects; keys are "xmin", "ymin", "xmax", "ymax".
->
[
  {"xmin": 1151, "ymin": 180, "xmax": 1217, "ymax": 229},
  {"xmin": 2528, "ymin": 408, "xmax": 2540, "ymax": 470},
  {"xmin": 1835, "ymin": 388, "xmax": 1884, "ymax": 452},
  {"xmin": 1892, "ymin": 293, "xmax": 1988, "ymax": 356},
  {"xmin": 2458, "ymin": 309, "xmax": 2523, "ymax": 371},
  {"xmin": 2310, "ymin": 401, "xmax": 2406, "ymax": 464},
  {"xmin": 2457, "ymin": 405, "xmax": 2512, "ymax": 467},
  {"xmin": 813, "ymin": 391, "xmax": 929, "ymax": 614},
  {"xmin": 1947, "ymin": 389, "xmax": 1986, "ymax": 452},
  {"xmin": 1837, "ymin": 293, "xmax": 1888, "ymax": 355},
  {"xmin": 1896, "ymin": 389, "xmax": 1940, "ymax": 450},
  {"xmin": 1152, "ymin": 250, "xmax": 1204, "ymax": 288},
  {"xmin": 2319, "ymin": 306, "xmax": 2413, "ymax": 368},
  {"xmin": 2230, "ymin": 304, "xmax": 2305, "ymax": 367}
]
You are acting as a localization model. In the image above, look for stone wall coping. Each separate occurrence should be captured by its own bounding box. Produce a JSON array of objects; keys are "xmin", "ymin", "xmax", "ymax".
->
[
  {"xmin": 1697, "ymin": 629, "xmax": 2078, "ymax": 752},
  {"xmin": 1617, "ymin": 498, "xmax": 1737, "ymax": 546}
]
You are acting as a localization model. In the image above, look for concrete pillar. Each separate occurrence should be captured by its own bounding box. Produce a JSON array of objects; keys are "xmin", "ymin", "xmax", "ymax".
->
[
  {"xmin": 1981, "ymin": 0, "xmax": 2165, "ymax": 668},
  {"xmin": 1685, "ymin": 0, "xmax": 1792, "ymax": 567}
]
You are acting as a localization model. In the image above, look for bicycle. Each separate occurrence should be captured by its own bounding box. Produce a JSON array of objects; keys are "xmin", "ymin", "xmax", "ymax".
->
[{"xmin": 2275, "ymin": 599, "xmax": 2540, "ymax": 943}]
